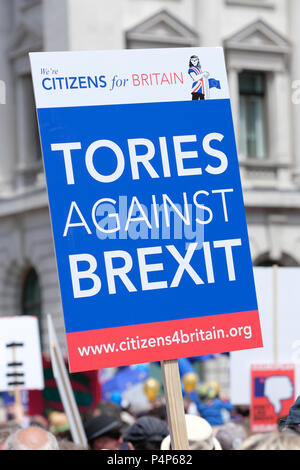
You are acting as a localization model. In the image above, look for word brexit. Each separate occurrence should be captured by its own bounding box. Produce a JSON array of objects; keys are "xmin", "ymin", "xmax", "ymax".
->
[{"xmin": 69, "ymin": 239, "xmax": 242, "ymax": 298}]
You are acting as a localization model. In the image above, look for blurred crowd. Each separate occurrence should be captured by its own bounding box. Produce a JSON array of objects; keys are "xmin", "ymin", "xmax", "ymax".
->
[{"xmin": 1, "ymin": 376, "xmax": 300, "ymax": 451}]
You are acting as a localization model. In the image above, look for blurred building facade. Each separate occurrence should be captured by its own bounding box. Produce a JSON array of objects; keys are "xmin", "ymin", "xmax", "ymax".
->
[{"xmin": 0, "ymin": 0, "xmax": 300, "ymax": 395}]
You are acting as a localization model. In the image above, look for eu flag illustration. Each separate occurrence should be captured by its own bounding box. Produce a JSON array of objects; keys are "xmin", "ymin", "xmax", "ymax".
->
[{"xmin": 209, "ymin": 78, "xmax": 221, "ymax": 89}]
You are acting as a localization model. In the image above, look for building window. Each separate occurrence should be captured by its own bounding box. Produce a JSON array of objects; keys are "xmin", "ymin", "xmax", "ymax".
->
[
  {"xmin": 21, "ymin": 268, "xmax": 42, "ymax": 345},
  {"xmin": 21, "ymin": 75, "xmax": 41, "ymax": 162},
  {"xmin": 22, "ymin": 268, "xmax": 41, "ymax": 317},
  {"xmin": 15, "ymin": 74, "xmax": 42, "ymax": 187},
  {"xmin": 239, "ymin": 71, "xmax": 267, "ymax": 159}
]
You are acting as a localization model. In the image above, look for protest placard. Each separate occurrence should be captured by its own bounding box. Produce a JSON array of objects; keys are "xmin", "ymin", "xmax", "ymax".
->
[
  {"xmin": 30, "ymin": 47, "xmax": 262, "ymax": 448},
  {"xmin": 0, "ymin": 316, "xmax": 44, "ymax": 423},
  {"xmin": 230, "ymin": 267, "xmax": 300, "ymax": 405},
  {"xmin": 250, "ymin": 363, "xmax": 295, "ymax": 433},
  {"xmin": 0, "ymin": 316, "xmax": 44, "ymax": 392},
  {"xmin": 30, "ymin": 47, "xmax": 262, "ymax": 371}
]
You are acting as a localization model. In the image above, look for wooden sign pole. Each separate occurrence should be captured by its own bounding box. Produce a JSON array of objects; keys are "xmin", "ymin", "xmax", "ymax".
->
[
  {"xmin": 161, "ymin": 359, "xmax": 189, "ymax": 450},
  {"xmin": 12, "ymin": 344, "xmax": 24, "ymax": 425},
  {"xmin": 47, "ymin": 314, "xmax": 88, "ymax": 448},
  {"xmin": 51, "ymin": 341, "xmax": 87, "ymax": 446}
]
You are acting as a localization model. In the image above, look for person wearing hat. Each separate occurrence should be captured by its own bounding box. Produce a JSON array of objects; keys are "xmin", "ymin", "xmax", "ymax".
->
[
  {"xmin": 123, "ymin": 416, "xmax": 169, "ymax": 451},
  {"xmin": 160, "ymin": 414, "xmax": 222, "ymax": 450},
  {"xmin": 84, "ymin": 413, "xmax": 123, "ymax": 450}
]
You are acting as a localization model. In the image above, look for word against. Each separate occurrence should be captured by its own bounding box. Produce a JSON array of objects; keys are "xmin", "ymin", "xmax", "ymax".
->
[
  {"xmin": 63, "ymin": 189, "xmax": 234, "ymax": 237},
  {"xmin": 69, "ymin": 239, "xmax": 242, "ymax": 298}
]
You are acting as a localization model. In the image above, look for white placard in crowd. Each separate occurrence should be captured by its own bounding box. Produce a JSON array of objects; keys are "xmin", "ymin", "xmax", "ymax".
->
[
  {"xmin": 0, "ymin": 316, "xmax": 44, "ymax": 392},
  {"xmin": 230, "ymin": 267, "xmax": 300, "ymax": 405}
]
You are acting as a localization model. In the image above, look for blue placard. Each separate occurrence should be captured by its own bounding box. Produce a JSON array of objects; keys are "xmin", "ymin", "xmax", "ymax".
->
[{"xmin": 31, "ymin": 48, "xmax": 262, "ymax": 371}]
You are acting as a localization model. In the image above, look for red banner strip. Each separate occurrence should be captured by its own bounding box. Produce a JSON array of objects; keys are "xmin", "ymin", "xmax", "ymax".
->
[{"xmin": 67, "ymin": 310, "xmax": 262, "ymax": 372}]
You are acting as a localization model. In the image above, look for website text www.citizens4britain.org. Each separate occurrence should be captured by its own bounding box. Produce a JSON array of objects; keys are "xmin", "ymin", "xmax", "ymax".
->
[{"xmin": 77, "ymin": 324, "xmax": 252, "ymax": 357}]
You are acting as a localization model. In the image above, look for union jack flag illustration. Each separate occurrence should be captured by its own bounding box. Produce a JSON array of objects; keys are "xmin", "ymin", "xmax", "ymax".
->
[{"xmin": 188, "ymin": 66, "xmax": 206, "ymax": 94}]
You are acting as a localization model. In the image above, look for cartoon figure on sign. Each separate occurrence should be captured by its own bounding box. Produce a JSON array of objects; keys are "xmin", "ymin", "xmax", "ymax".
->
[
  {"xmin": 188, "ymin": 55, "xmax": 221, "ymax": 101},
  {"xmin": 188, "ymin": 55, "xmax": 209, "ymax": 101}
]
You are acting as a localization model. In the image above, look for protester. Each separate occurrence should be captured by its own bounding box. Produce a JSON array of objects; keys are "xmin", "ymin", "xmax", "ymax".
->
[
  {"xmin": 154, "ymin": 404, "xmax": 168, "ymax": 422},
  {"xmin": 91, "ymin": 400, "xmax": 135, "ymax": 432},
  {"xmin": 279, "ymin": 395, "xmax": 300, "ymax": 433},
  {"xmin": 230, "ymin": 405, "xmax": 250, "ymax": 428},
  {"xmin": 4, "ymin": 426, "xmax": 59, "ymax": 450},
  {"xmin": 84, "ymin": 413, "xmax": 123, "ymax": 450},
  {"xmin": 91, "ymin": 400, "xmax": 122, "ymax": 420},
  {"xmin": 123, "ymin": 416, "xmax": 169, "ymax": 450},
  {"xmin": 160, "ymin": 414, "xmax": 222, "ymax": 450},
  {"xmin": 236, "ymin": 432, "xmax": 270, "ymax": 450},
  {"xmin": 189, "ymin": 381, "xmax": 234, "ymax": 427},
  {"xmin": 49, "ymin": 411, "xmax": 69, "ymax": 431},
  {"xmin": 237, "ymin": 429, "xmax": 300, "ymax": 450},
  {"xmin": 48, "ymin": 411, "xmax": 72, "ymax": 442},
  {"xmin": 0, "ymin": 422, "xmax": 21, "ymax": 450},
  {"xmin": 57, "ymin": 439, "xmax": 87, "ymax": 450},
  {"xmin": 215, "ymin": 422, "xmax": 248, "ymax": 450},
  {"xmin": 29, "ymin": 415, "xmax": 49, "ymax": 430},
  {"xmin": 257, "ymin": 430, "xmax": 300, "ymax": 450}
]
